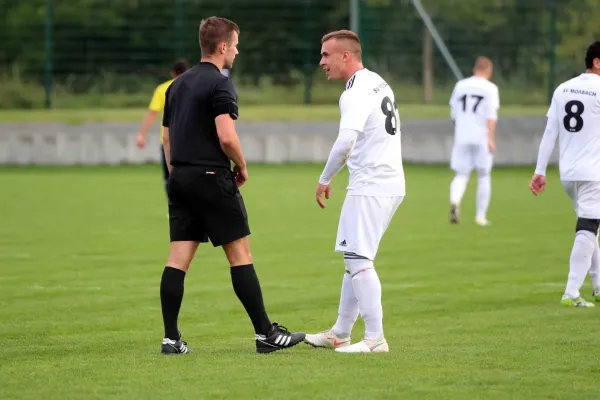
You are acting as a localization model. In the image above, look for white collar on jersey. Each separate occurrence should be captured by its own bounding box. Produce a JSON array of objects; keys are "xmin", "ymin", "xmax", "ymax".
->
[
  {"xmin": 345, "ymin": 68, "xmax": 368, "ymax": 90},
  {"xmin": 580, "ymin": 72, "xmax": 600, "ymax": 80}
]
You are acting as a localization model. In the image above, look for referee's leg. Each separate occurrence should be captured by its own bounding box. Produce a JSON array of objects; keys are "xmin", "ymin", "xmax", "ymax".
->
[
  {"xmin": 207, "ymin": 178, "xmax": 305, "ymax": 353},
  {"xmin": 221, "ymin": 235, "xmax": 306, "ymax": 353},
  {"xmin": 159, "ymin": 168, "xmax": 203, "ymax": 355}
]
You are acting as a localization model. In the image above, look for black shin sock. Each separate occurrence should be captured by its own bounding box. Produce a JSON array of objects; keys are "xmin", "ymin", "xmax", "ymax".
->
[
  {"xmin": 160, "ymin": 266, "xmax": 186, "ymax": 340},
  {"xmin": 230, "ymin": 264, "xmax": 272, "ymax": 335}
]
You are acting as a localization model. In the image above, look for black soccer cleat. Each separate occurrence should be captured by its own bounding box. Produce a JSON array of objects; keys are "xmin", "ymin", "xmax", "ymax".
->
[
  {"xmin": 161, "ymin": 332, "xmax": 193, "ymax": 355},
  {"xmin": 450, "ymin": 204, "xmax": 460, "ymax": 224},
  {"xmin": 255, "ymin": 323, "xmax": 305, "ymax": 354}
]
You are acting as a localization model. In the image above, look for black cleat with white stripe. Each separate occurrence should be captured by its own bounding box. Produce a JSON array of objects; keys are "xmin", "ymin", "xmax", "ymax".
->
[
  {"xmin": 161, "ymin": 332, "xmax": 192, "ymax": 355},
  {"xmin": 255, "ymin": 323, "xmax": 305, "ymax": 354}
]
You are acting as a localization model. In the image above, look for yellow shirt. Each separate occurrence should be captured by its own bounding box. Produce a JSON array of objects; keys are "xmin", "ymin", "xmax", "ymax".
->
[{"xmin": 148, "ymin": 79, "xmax": 174, "ymax": 144}]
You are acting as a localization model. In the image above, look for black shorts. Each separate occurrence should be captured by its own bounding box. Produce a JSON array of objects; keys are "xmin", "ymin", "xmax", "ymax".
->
[{"xmin": 167, "ymin": 165, "xmax": 250, "ymax": 246}]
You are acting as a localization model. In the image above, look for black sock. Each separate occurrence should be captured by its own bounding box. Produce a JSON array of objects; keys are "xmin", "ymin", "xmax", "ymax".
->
[
  {"xmin": 230, "ymin": 264, "xmax": 272, "ymax": 335},
  {"xmin": 160, "ymin": 266, "xmax": 186, "ymax": 340}
]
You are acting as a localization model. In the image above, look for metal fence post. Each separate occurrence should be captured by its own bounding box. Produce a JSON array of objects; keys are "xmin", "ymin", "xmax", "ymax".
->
[
  {"xmin": 44, "ymin": 0, "xmax": 53, "ymax": 109},
  {"xmin": 547, "ymin": 0, "xmax": 557, "ymax": 103},
  {"xmin": 303, "ymin": 0, "xmax": 312, "ymax": 104},
  {"xmin": 175, "ymin": 0, "xmax": 184, "ymax": 59}
]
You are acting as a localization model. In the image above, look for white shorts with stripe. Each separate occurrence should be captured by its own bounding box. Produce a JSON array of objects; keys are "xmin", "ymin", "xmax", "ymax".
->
[
  {"xmin": 562, "ymin": 181, "xmax": 600, "ymax": 219},
  {"xmin": 335, "ymin": 194, "xmax": 404, "ymax": 260}
]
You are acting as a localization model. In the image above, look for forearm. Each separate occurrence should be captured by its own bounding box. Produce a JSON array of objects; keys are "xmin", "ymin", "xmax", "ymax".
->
[
  {"xmin": 534, "ymin": 119, "xmax": 559, "ymax": 176},
  {"xmin": 163, "ymin": 128, "xmax": 173, "ymax": 173},
  {"xmin": 319, "ymin": 129, "xmax": 359, "ymax": 185},
  {"xmin": 139, "ymin": 110, "xmax": 158, "ymax": 136},
  {"xmin": 221, "ymin": 137, "xmax": 246, "ymax": 168},
  {"xmin": 486, "ymin": 119, "xmax": 496, "ymax": 143}
]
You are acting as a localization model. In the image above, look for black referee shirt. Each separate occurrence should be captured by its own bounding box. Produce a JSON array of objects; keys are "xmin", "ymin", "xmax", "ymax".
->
[{"xmin": 162, "ymin": 62, "xmax": 239, "ymax": 168}]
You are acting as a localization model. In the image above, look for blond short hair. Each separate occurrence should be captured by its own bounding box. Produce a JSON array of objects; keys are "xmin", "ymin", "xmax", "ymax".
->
[
  {"xmin": 321, "ymin": 30, "xmax": 362, "ymax": 60},
  {"xmin": 474, "ymin": 56, "xmax": 493, "ymax": 71}
]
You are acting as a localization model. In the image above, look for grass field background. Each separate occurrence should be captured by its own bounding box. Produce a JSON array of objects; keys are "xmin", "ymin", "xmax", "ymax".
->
[
  {"xmin": 1, "ymin": 164, "xmax": 598, "ymax": 399},
  {"xmin": 0, "ymin": 104, "xmax": 547, "ymax": 124}
]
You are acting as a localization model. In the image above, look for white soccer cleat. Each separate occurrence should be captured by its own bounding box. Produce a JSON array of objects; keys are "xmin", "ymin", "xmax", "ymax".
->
[
  {"xmin": 475, "ymin": 218, "xmax": 491, "ymax": 227},
  {"xmin": 304, "ymin": 330, "xmax": 350, "ymax": 349},
  {"xmin": 335, "ymin": 337, "xmax": 389, "ymax": 353}
]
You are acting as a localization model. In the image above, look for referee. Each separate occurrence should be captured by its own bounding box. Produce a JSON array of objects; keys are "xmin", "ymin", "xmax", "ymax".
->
[{"xmin": 159, "ymin": 16, "xmax": 305, "ymax": 354}]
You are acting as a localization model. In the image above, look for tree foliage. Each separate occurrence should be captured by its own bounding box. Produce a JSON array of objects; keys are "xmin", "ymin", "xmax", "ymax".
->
[{"xmin": 0, "ymin": 0, "xmax": 597, "ymax": 90}]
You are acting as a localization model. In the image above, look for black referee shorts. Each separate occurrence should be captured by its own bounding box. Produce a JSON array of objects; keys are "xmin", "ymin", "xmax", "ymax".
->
[{"xmin": 167, "ymin": 166, "xmax": 250, "ymax": 246}]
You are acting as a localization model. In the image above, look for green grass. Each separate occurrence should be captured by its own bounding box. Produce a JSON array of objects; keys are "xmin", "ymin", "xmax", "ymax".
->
[
  {"xmin": 1, "ymin": 164, "xmax": 597, "ymax": 399},
  {"xmin": 0, "ymin": 104, "xmax": 547, "ymax": 124}
]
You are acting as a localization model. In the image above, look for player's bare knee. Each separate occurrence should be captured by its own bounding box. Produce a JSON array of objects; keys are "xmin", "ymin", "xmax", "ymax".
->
[
  {"xmin": 167, "ymin": 241, "xmax": 198, "ymax": 271},
  {"xmin": 167, "ymin": 255, "xmax": 191, "ymax": 272},
  {"xmin": 343, "ymin": 253, "xmax": 374, "ymax": 276},
  {"xmin": 223, "ymin": 237, "xmax": 252, "ymax": 266},
  {"xmin": 576, "ymin": 218, "xmax": 600, "ymax": 235}
]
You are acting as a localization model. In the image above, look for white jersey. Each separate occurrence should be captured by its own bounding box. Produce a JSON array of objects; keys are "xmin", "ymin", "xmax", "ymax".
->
[
  {"xmin": 449, "ymin": 76, "xmax": 500, "ymax": 145},
  {"xmin": 547, "ymin": 73, "xmax": 600, "ymax": 181},
  {"xmin": 339, "ymin": 68, "xmax": 405, "ymax": 196}
]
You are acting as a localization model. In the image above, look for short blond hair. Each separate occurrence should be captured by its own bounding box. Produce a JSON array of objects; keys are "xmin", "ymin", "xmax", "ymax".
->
[
  {"xmin": 321, "ymin": 30, "xmax": 362, "ymax": 60},
  {"xmin": 474, "ymin": 56, "xmax": 493, "ymax": 71}
]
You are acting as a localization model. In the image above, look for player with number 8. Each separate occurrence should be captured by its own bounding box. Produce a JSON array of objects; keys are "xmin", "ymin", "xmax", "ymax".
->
[
  {"xmin": 530, "ymin": 40, "xmax": 600, "ymax": 307},
  {"xmin": 305, "ymin": 30, "xmax": 405, "ymax": 353}
]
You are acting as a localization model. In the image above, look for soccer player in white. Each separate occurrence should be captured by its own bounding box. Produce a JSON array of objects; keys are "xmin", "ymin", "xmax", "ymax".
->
[
  {"xmin": 304, "ymin": 30, "xmax": 405, "ymax": 353},
  {"xmin": 530, "ymin": 41, "xmax": 600, "ymax": 308},
  {"xmin": 448, "ymin": 57, "xmax": 499, "ymax": 226}
]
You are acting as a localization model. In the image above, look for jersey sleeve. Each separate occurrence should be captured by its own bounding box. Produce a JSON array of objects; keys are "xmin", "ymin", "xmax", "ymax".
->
[
  {"xmin": 449, "ymin": 83, "xmax": 458, "ymax": 120},
  {"xmin": 212, "ymin": 78, "xmax": 239, "ymax": 120},
  {"xmin": 162, "ymin": 85, "xmax": 171, "ymax": 128},
  {"xmin": 339, "ymin": 91, "xmax": 371, "ymax": 131},
  {"xmin": 149, "ymin": 85, "xmax": 166, "ymax": 112},
  {"xmin": 546, "ymin": 88, "xmax": 560, "ymax": 121},
  {"xmin": 534, "ymin": 91, "xmax": 560, "ymax": 176},
  {"xmin": 485, "ymin": 85, "xmax": 500, "ymax": 121}
]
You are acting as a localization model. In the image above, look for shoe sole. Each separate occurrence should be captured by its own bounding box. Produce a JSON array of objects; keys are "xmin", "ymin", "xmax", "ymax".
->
[
  {"xmin": 256, "ymin": 334, "xmax": 306, "ymax": 354},
  {"xmin": 304, "ymin": 338, "xmax": 349, "ymax": 349},
  {"xmin": 161, "ymin": 349, "xmax": 193, "ymax": 355}
]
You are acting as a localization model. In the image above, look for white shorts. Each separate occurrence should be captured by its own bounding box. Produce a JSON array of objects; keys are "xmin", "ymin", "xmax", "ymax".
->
[
  {"xmin": 562, "ymin": 181, "xmax": 600, "ymax": 219},
  {"xmin": 450, "ymin": 143, "xmax": 493, "ymax": 175},
  {"xmin": 335, "ymin": 195, "xmax": 404, "ymax": 260}
]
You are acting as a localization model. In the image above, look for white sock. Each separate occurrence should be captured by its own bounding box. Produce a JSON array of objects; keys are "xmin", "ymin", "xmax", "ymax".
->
[
  {"xmin": 588, "ymin": 235, "xmax": 600, "ymax": 294},
  {"xmin": 476, "ymin": 174, "xmax": 491, "ymax": 221},
  {"xmin": 450, "ymin": 174, "xmax": 469, "ymax": 206},
  {"xmin": 349, "ymin": 262, "xmax": 383, "ymax": 341},
  {"xmin": 565, "ymin": 230, "xmax": 596, "ymax": 299},
  {"xmin": 331, "ymin": 273, "xmax": 358, "ymax": 338}
]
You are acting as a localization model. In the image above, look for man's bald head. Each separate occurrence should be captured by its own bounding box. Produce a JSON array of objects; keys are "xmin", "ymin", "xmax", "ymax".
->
[
  {"xmin": 473, "ymin": 56, "xmax": 493, "ymax": 79},
  {"xmin": 321, "ymin": 30, "xmax": 362, "ymax": 61}
]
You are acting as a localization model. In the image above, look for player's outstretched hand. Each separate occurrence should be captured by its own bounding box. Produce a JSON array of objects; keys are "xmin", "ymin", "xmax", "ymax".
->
[
  {"xmin": 316, "ymin": 184, "xmax": 331, "ymax": 209},
  {"xmin": 529, "ymin": 174, "xmax": 546, "ymax": 196},
  {"xmin": 136, "ymin": 133, "xmax": 146, "ymax": 149},
  {"xmin": 233, "ymin": 165, "xmax": 248, "ymax": 187}
]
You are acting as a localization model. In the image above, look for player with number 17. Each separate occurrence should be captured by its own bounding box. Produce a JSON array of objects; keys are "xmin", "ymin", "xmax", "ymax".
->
[
  {"xmin": 305, "ymin": 30, "xmax": 405, "ymax": 353},
  {"xmin": 530, "ymin": 41, "xmax": 600, "ymax": 308}
]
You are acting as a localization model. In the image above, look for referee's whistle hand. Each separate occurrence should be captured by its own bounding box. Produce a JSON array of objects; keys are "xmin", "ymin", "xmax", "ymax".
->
[
  {"xmin": 316, "ymin": 184, "xmax": 330, "ymax": 209},
  {"xmin": 233, "ymin": 165, "xmax": 248, "ymax": 187}
]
